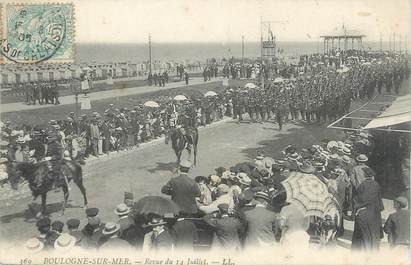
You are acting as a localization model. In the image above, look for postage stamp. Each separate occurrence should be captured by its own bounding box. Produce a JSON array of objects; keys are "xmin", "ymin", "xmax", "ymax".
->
[{"xmin": 0, "ymin": 2, "xmax": 74, "ymax": 64}]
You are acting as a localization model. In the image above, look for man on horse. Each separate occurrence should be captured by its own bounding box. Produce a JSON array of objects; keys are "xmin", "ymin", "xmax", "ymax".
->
[
  {"xmin": 39, "ymin": 121, "xmax": 66, "ymax": 190},
  {"xmin": 177, "ymin": 104, "xmax": 197, "ymax": 151}
]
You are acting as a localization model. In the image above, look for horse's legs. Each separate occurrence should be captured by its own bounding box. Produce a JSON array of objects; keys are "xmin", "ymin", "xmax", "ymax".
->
[
  {"xmin": 193, "ymin": 142, "xmax": 198, "ymax": 166},
  {"xmin": 36, "ymin": 193, "xmax": 47, "ymax": 218},
  {"xmin": 61, "ymin": 184, "xmax": 69, "ymax": 216},
  {"xmin": 74, "ymin": 178, "xmax": 88, "ymax": 209}
]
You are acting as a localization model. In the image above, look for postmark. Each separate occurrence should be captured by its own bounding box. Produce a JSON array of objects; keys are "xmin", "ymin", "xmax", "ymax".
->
[{"xmin": 0, "ymin": 2, "xmax": 74, "ymax": 64}]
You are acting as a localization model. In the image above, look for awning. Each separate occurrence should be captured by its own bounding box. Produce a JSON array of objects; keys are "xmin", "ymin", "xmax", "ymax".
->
[
  {"xmin": 327, "ymin": 93, "xmax": 411, "ymax": 133},
  {"xmin": 364, "ymin": 94, "xmax": 411, "ymax": 129}
]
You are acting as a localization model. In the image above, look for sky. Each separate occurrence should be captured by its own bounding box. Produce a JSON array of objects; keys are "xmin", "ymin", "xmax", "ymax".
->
[{"xmin": 6, "ymin": 0, "xmax": 410, "ymax": 43}]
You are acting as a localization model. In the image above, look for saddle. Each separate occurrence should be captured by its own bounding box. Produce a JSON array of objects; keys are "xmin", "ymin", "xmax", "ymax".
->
[
  {"xmin": 178, "ymin": 127, "xmax": 194, "ymax": 149},
  {"xmin": 33, "ymin": 159, "xmax": 70, "ymax": 189}
]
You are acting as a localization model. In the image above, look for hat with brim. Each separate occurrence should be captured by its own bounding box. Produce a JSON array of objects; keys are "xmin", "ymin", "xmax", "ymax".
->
[
  {"xmin": 356, "ymin": 154, "xmax": 368, "ymax": 162},
  {"xmin": 102, "ymin": 222, "xmax": 121, "ymax": 235},
  {"xmin": 54, "ymin": 233, "xmax": 76, "ymax": 250},
  {"xmin": 145, "ymin": 218, "xmax": 167, "ymax": 227},
  {"xmin": 342, "ymin": 147, "xmax": 351, "ymax": 156},
  {"xmin": 342, "ymin": 155, "xmax": 351, "ymax": 164},
  {"xmin": 24, "ymin": 238, "xmax": 44, "ymax": 254},
  {"xmin": 394, "ymin": 196, "xmax": 408, "ymax": 208},
  {"xmin": 114, "ymin": 203, "xmax": 130, "ymax": 215},
  {"xmin": 254, "ymin": 191, "xmax": 270, "ymax": 202},
  {"xmin": 288, "ymin": 153, "xmax": 300, "ymax": 161}
]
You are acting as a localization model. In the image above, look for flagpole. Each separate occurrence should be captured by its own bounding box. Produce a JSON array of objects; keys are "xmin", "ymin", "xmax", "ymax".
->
[
  {"xmin": 242, "ymin": 35, "xmax": 244, "ymax": 78},
  {"xmin": 149, "ymin": 34, "xmax": 152, "ymax": 74},
  {"xmin": 260, "ymin": 16, "xmax": 264, "ymax": 89}
]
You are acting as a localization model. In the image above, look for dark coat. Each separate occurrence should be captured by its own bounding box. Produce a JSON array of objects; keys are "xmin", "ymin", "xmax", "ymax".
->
[
  {"xmin": 351, "ymin": 178, "xmax": 384, "ymax": 251},
  {"xmin": 81, "ymin": 223, "xmax": 106, "ymax": 249},
  {"xmin": 170, "ymin": 219, "xmax": 198, "ymax": 250},
  {"xmin": 118, "ymin": 216, "xmax": 141, "ymax": 246},
  {"xmin": 151, "ymin": 229, "xmax": 174, "ymax": 250},
  {"xmin": 355, "ymin": 178, "xmax": 384, "ymax": 212},
  {"xmin": 44, "ymin": 230, "xmax": 60, "ymax": 249},
  {"xmin": 383, "ymin": 209, "xmax": 410, "ymax": 246},
  {"xmin": 351, "ymin": 207, "xmax": 382, "ymax": 250},
  {"xmin": 161, "ymin": 174, "xmax": 201, "ymax": 215},
  {"xmin": 242, "ymin": 205, "xmax": 277, "ymax": 247},
  {"xmin": 203, "ymin": 215, "xmax": 242, "ymax": 250}
]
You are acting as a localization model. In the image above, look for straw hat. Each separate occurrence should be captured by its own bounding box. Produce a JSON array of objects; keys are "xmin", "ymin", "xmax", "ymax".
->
[
  {"xmin": 54, "ymin": 233, "xmax": 76, "ymax": 250},
  {"xmin": 356, "ymin": 154, "xmax": 368, "ymax": 162},
  {"xmin": 114, "ymin": 203, "xmax": 130, "ymax": 215},
  {"xmin": 102, "ymin": 222, "xmax": 120, "ymax": 235},
  {"xmin": 24, "ymin": 238, "xmax": 44, "ymax": 254}
]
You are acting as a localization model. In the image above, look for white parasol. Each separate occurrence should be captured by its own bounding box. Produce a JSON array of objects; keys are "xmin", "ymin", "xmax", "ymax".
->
[
  {"xmin": 173, "ymin": 95, "xmax": 187, "ymax": 101},
  {"xmin": 204, "ymin": 91, "xmax": 218, "ymax": 97},
  {"xmin": 143, "ymin": 101, "xmax": 160, "ymax": 108},
  {"xmin": 273, "ymin": 77, "xmax": 284, "ymax": 84},
  {"xmin": 244, "ymin": 83, "xmax": 257, "ymax": 89}
]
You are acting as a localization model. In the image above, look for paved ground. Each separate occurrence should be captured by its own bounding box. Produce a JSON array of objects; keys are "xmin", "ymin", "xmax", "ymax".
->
[
  {"xmin": 1, "ymin": 77, "xmax": 220, "ymax": 113},
  {"xmin": 0, "ymin": 116, "xmax": 343, "ymax": 245}
]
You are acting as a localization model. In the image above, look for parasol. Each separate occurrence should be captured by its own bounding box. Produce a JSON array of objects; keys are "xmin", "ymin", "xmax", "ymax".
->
[
  {"xmin": 204, "ymin": 91, "xmax": 218, "ymax": 97},
  {"xmin": 133, "ymin": 196, "xmax": 180, "ymax": 217},
  {"xmin": 173, "ymin": 95, "xmax": 187, "ymax": 101},
  {"xmin": 273, "ymin": 77, "xmax": 284, "ymax": 84},
  {"xmin": 0, "ymin": 140, "xmax": 9, "ymax": 146},
  {"xmin": 143, "ymin": 101, "xmax": 159, "ymax": 108},
  {"xmin": 244, "ymin": 83, "xmax": 257, "ymax": 89},
  {"xmin": 281, "ymin": 171, "xmax": 336, "ymax": 218}
]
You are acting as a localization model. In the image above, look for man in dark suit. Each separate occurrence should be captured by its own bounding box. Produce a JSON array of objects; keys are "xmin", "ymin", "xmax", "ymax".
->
[
  {"xmin": 99, "ymin": 222, "xmax": 131, "ymax": 251},
  {"xmin": 161, "ymin": 160, "xmax": 201, "ymax": 217},
  {"xmin": 81, "ymin": 208, "xmax": 106, "ymax": 249},
  {"xmin": 242, "ymin": 191, "xmax": 278, "ymax": 248},
  {"xmin": 67, "ymin": 218, "xmax": 84, "ymax": 246},
  {"xmin": 203, "ymin": 203, "xmax": 242, "ymax": 251},
  {"xmin": 146, "ymin": 216, "xmax": 174, "ymax": 251},
  {"xmin": 45, "ymin": 220, "xmax": 64, "ymax": 249},
  {"xmin": 115, "ymin": 203, "xmax": 140, "ymax": 246},
  {"xmin": 383, "ymin": 197, "xmax": 410, "ymax": 248}
]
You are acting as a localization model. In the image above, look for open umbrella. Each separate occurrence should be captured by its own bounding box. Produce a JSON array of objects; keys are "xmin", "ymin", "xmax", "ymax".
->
[
  {"xmin": 133, "ymin": 196, "xmax": 180, "ymax": 217},
  {"xmin": 281, "ymin": 172, "xmax": 336, "ymax": 218},
  {"xmin": 244, "ymin": 83, "xmax": 257, "ymax": 89},
  {"xmin": 143, "ymin": 100, "xmax": 159, "ymax": 108},
  {"xmin": 204, "ymin": 91, "xmax": 217, "ymax": 97},
  {"xmin": 273, "ymin": 77, "xmax": 284, "ymax": 84},
  {"xmin": 173, "ymin": 95, "xmax": 187, "ymax": 101}
]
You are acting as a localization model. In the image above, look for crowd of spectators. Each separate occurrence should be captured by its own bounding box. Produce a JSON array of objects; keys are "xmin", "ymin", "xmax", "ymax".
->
[{"xmin": 20, "ymin": 127, "xmax": 409, "ymax": 254}]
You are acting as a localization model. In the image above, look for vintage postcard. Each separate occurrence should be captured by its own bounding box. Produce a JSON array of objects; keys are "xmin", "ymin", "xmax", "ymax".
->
[{"xmin": 0, "ymin": 0, "xmax": 409, "ymax": 264}]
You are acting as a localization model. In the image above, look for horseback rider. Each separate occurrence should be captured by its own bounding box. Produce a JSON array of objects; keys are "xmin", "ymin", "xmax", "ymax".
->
[
  {"xmin": 42, "ymin": 121, "xmax": 65, "ymax": 189},
  {"xmin": 177, "ymin": 103, "xmax": 196, "ymax": 150}
]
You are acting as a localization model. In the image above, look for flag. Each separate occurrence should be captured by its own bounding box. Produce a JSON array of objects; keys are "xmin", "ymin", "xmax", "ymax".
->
[{"xmin": 269, "ymin": 29, "xmax": 274, "ymax": 42}]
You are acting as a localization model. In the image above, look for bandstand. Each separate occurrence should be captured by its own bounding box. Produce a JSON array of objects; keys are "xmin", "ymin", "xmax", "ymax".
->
[{"xmin": 320, "ymin": 26, "xmax": 366, "ymax": 53}]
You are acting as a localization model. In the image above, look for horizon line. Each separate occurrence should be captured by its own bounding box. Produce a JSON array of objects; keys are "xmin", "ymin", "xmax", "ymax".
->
[{"xmin": 76, "ymin": 39, "xmax": 388, "ymax": 45}]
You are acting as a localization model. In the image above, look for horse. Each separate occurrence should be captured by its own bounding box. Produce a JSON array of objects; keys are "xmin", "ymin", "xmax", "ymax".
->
[
  {"xmin": 7, "ymin": 159, "xmax": 88, "ymax": 217},
  {"xmin": 169, "ymin": 127, "xmax": 198, "ymax": 166}
]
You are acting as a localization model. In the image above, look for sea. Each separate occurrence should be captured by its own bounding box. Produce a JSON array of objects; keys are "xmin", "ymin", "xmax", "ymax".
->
[{"xmin": 76, "ymin": 41, "xmax": 389, "ymax": 64}]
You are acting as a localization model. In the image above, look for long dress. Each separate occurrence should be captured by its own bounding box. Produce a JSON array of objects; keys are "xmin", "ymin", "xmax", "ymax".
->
[{"xmin": 351, "ymin": 178, "xmax": 384, "ymax": 251}]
